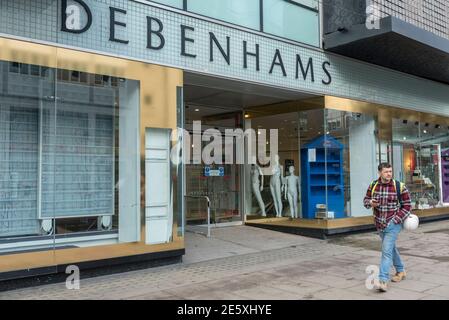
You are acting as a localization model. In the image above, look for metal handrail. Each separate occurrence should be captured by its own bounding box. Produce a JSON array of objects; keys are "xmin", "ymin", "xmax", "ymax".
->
[{"xmin": 184, "ymin": 195, "xmax": 211, "ymax": 238}]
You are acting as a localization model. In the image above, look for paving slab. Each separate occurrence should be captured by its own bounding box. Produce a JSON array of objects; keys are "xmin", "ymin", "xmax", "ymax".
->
[{"xmin": 2, "ymin": 221, "xmax": 449, "ymax": 300}]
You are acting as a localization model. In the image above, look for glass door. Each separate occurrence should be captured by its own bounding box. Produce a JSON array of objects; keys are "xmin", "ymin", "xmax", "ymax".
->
[{"xmin": 185, "ymin": 108, "xmax": 243, "ymax": 227}]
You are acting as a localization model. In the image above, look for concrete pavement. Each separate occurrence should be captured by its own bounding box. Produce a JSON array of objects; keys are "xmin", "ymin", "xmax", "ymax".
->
[{"xmin": 1, "ymin": 220, "xmax": 449, "ymax": 300}]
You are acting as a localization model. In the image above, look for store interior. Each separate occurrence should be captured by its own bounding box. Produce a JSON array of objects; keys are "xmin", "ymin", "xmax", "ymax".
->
[
  {"xmin": 392, "ymin": 118, "xmax": 449, "ymax": 209},
  {"xmin": 184, "ymin": 74, "xmax": 449, "ymax": 227}
]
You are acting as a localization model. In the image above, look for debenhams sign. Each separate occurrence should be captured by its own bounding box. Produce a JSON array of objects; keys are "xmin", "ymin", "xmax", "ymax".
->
[{"xmin": 62, "ymin": 0, "xmax": 332, "ymax": 85}]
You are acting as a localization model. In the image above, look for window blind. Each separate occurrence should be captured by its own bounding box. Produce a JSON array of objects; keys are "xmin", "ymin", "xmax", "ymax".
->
[
  {"xmin": 40, "ymin": 105, "xmax": 115, "ymax": 218},
  {"xmin": 0, "ymin": 104, "xmax": 40, "ymax": 236}
]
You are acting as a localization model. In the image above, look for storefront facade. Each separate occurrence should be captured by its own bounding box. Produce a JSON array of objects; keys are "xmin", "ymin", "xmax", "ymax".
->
[{"xmin": 1, "ymin": 0, "xmax": 449, "ymax": 280}]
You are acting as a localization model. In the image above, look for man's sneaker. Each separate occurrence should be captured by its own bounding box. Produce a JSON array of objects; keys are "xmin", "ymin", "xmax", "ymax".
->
[
  {"xmin": 391, "ymin": 271, "xmax": 406, "ymax": 282},
  {"xmin": 376, "ymin": 281, "xmax": 388, "ymax": 292}
]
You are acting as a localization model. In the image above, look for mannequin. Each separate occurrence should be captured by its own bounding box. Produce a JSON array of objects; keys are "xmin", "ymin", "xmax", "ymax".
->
[
  {"xmin": 251, "ymin": 164, "xmax": 266, "ymax": 216},
  {"xmin": 270, "ymin": 155, "xmax": 285, "ymax": 218},
  {"xmin": 284, "ymin": 165, "xmax": 300, "ymax": 218}
]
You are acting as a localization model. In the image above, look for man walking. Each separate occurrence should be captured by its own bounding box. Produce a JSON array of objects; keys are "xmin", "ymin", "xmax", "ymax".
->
[{"xmin": 364, "ymin": 163, "xmax": 412, "ymax": 292}]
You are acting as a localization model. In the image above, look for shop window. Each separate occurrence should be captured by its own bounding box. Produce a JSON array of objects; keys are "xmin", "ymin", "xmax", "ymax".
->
[
  {"xmin": 19, "ymin": 63, "xmax": 29, "ymax": 75},
  {"xmin": 70, "ymin": 70, "xmax": 80, "ymax": 82},
  {"xmin": 9, "ymin": 62, "xmax": 45, "ymax": 77},
  {"xmin": 30, "ymin": 65, "xmax": 41, "ymax": 76},
  {"xmin": 393, "ymin": 119, "xmax": 449, "ymax": 209},
  {"xmin": 0, "ymin": 60, "xmax": 140, "ymax": 252},
  {"xmin": 79, "ymin": 72, "xmax": 88, "ymax": 84},
  {"xmin": 324, "ymin": 110, "xmax": 379, "ymax": 218},
  {"xmin": 94, "ymin": 74, "xmax": 103, "ymax": 86},
  {"xmin": 40, "ymin": 66, "xmax": 49, "ymax": 78},
  {"xmin": 9, "ymin": 62, "xmax": 19, "ymax": 73},
  {"xmin": 244, "ymin": 108, "xmax": 379, "ymax": 219}
]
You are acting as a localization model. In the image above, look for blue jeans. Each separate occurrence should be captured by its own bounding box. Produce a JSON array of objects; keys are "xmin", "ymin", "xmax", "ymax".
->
[{"xmin": 379, "ymin": 220, "xmax": 405, "ymax": 282}]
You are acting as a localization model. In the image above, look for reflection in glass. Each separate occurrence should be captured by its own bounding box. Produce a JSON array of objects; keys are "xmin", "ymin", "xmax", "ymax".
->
[
  {"xmin": 0, "ymin": 60, "xmax": 141, "ymax": 256},
  {"xmin": 151, "ymin": 0, "xmax": 183, "ymax": 9},
  {"xmin": 245, "ymin": 112, "xmax": 301, "ymax": 218},
  {"xmin": 393, "ymin": 119, "xmax": 449, "ymax": 209},
  {"xmin": 188, "ymin": 0, "xmax": 260, "ymax": 30},
  {"xmin": 263, "ymin": 0, "xmax": 320, "ymax": 46},
  {"xmin": 325, "ymin": 110, "xmax": 378, "ymax": 218},
  {"xmin": 184, "ymin": 106, "xmax": 243, "ymax": 226}
]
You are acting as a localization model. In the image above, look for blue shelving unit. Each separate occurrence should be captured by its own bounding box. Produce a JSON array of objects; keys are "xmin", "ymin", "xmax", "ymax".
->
[{"xmin": 301, "ymin": 135, "xmax": 345, "ymax": 219}]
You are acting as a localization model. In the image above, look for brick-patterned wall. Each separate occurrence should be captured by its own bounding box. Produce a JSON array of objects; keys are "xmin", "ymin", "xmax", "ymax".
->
[
  {"xmin": 369, "ymin": 0, "xmax": 449, "ymax": 40},
  {"xmin": 324, "ymin": 0, "xmax": 449, "ymax": 40}
]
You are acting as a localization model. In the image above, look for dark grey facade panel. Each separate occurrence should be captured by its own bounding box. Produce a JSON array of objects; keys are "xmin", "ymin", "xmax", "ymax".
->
[
  {"xmin": 324, "ymin": 11, "xmax": 449, "ymax": 84},
  {"xmin": 324, "ymin": 0, "xmax": 449, "ymax": 40}
]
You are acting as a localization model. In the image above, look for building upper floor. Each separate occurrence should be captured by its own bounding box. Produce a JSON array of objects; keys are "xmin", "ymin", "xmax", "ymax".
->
[
  {"xmin": 147, "ymin": 0, "xmax": 321, "ymax": 47},
  {"xmin": 323, "ymin": 0, "xmax": 449, "ymax": 84},
  {"xmin": 324, "ymin": 0, "xmax": 449, "ymax": 40},
  {"xmin": 149, "ymin": 0, "xmax": 449, "ymax": 84}
]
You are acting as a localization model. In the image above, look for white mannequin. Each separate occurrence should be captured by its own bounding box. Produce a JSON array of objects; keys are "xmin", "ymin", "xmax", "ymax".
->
[
  {"xmin": 284, "ymin": 165, "xmax": 300, "ymax": 218},
  {"xmin": 270, "ymin": 155, "xmax": 285, "ymax": 218},
  {"xmin": 251, "ymin": 164, "xmax": 266, "ymax": 216}
]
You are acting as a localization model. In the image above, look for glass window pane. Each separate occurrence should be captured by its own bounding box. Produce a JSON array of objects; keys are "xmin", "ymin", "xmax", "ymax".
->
[
  {"xmin": 151, "ymin": 0, "xmax": 183, "ymax": 9},
  {"xmin": 20, "ymin": 63, "xmax": 29, "ymax": 75},
  {"xmin": 9, "ymin": 62, "xmax": 19, "ymax": 73},
  {"xmin": 0, "ymin": 60, "xmax": 57, "ymax": 272},
  {"xmin": 441, "ymin": 137, "xmax": 449, "ymax": 205},
  {"xmin": 289, "ymin": 0, "xmax": 319, "ymax": 10},
  {"xmin": 244, "ymin": 112, "xmax": 301, "ymax": 218},
  {"xmin": 42, "ymin": 68, "xmax": 141, "ymax": 243},
  {"xmin": 392, "ymin": 118, "xmax": 421, "ymax": 210},
  {"xmin": 299, "ymin": 109, "xmax": 326, "ymax": 219},
  {"xmin": 30, "ymin": 65, "xmax": 40, "ymax": 76},
  {"xmin": 324, "ymin": 109, "xmax": 379, "ymax": 218},
  {"xmin": 263, "ymin": 0, "xmax": 320, "ymax": 46},
  {"xmin": 394, "ymin": 118, "xmax": 449, "ymax": 210},
  {"xmin": 188, "ymin": 0, "xmax": 260, "ymax": 30}
]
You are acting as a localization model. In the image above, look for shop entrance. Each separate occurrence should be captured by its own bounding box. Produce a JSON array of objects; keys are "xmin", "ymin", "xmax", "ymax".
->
[
  {"xmin": 183, "ymin": 73, "xmax": 318, "ymax": 236},
  {"xmin": 184, "ymin": 107, "xmax": 243, "ymax": 229}
]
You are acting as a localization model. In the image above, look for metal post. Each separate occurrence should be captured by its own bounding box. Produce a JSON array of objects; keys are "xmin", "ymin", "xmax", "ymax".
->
[
  {"xmin": 184, "ymin": 195, "xmax": 211, "ymax": 238},
  {"xmin": 206, "ymin": 196, "xmax": 211, "ymax": 238}
]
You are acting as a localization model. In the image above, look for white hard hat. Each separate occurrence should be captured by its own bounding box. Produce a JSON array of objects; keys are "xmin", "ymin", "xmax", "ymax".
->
[{"xmin": 403, "ymin": 214, "xmax": 419, "ymax": 231}]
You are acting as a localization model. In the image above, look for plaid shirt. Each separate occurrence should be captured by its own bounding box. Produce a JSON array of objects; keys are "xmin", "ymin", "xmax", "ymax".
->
[{"xmin": 363, "ymin": 178, "xmax": 412, "ymax": 231}]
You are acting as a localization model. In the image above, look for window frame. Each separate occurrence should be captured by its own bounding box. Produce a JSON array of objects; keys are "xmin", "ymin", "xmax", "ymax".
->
[{"xmin": 141, "ymin": 0, "xmax": 321, "ymax": 47}]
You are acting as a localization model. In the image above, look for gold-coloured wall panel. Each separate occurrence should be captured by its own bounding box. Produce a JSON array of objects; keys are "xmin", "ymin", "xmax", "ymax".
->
[{"xmin": 0, "ymin": 38, "xmax": 57, "ymax": 68}]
